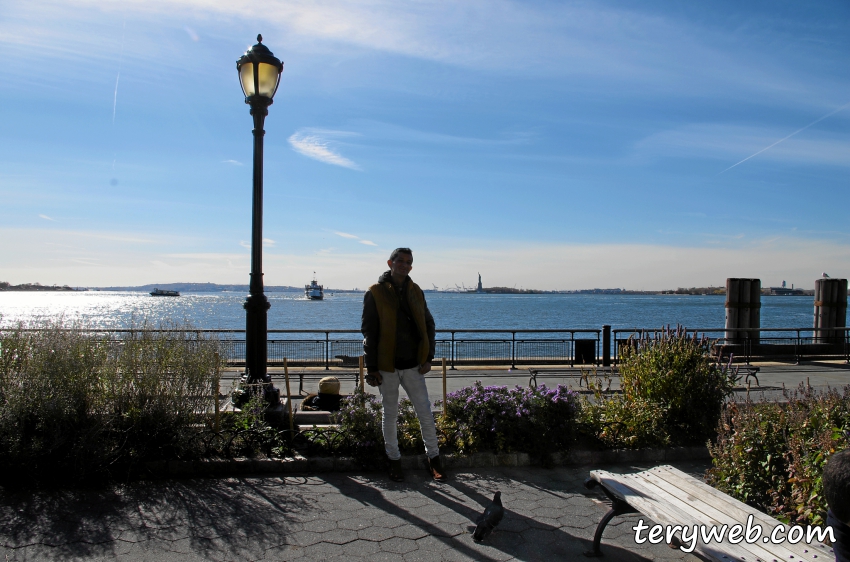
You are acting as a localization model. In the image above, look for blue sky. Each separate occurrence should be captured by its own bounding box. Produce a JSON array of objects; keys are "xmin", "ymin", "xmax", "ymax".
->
[{"xmin": 1, "ymin": 0, "xmax": 848, "ymax": 290}]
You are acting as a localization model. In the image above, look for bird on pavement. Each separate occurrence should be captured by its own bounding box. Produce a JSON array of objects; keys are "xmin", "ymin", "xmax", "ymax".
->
[{"xmin": 473, "ymin": 491, "xmax": 504, "ymax": 541}]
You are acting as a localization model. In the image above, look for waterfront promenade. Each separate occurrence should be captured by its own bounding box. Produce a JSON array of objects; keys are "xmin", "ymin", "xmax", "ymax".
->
[
  {"xmin": 2, "ymin": 362, "xmax": 846, "ymax": 561},
  {"xmin": 238, "ymin": 360, "xmax": 850, "ymax": 403},
  {"xmin": 0, "ymin": 460, "xmax": 710, "ymax": 561}
]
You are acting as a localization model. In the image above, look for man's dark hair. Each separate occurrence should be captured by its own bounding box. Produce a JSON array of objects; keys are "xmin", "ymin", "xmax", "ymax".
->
[
  {"xmin": 824, "ymin": 449, "xmax": 850, "ymax": 524},
  {"xmin": 389, "ymin": 248, "xmax": 413, "ymax": 262}
]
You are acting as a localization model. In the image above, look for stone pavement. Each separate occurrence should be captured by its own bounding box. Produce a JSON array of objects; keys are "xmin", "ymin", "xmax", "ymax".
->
[{"xmin": 0, "ymin": 460, "xmax": 711, "ymax": 561}]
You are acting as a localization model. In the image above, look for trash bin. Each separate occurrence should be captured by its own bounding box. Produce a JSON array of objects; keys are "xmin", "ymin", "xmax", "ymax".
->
[{"xmin": 574, "ymin": 339, "xmax": 596, "ymax": 365}]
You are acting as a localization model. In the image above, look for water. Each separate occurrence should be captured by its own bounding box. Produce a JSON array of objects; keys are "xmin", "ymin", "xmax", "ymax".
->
[{"xmin": 0, "ymin": 291, "xmax": 818, "ymax": 332}]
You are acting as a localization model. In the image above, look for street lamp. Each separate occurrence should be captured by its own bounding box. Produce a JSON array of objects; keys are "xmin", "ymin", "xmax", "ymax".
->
[{"xmin": 236, "ymin": 35, "xmax": 283, "ymax": 398}]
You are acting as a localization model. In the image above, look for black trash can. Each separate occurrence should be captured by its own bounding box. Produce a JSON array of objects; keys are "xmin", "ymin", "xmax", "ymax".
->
[{"xmin": 574, "ymin": 339, "xmax": 596, "ymax": 365}]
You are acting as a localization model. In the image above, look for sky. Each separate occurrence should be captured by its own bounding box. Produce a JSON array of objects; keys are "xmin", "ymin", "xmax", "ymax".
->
[{"xmin": 1, "ymin": 0, "xmax": 848, "ymax": 291}]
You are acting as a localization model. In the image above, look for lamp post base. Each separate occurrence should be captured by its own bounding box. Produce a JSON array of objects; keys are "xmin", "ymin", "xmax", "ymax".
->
[{"xmin": 232, "ymin": 369, "xmax": 283, "ymax": 414}]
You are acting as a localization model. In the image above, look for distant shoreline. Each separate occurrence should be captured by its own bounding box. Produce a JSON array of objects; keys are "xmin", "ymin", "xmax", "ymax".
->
[
  {"xmin": 0, "ymin": 282, "xmax": 81, "ymax": 292},
  {"xmin": 2, "ymin": 281, "xmax": 818, "ymax": 296}
]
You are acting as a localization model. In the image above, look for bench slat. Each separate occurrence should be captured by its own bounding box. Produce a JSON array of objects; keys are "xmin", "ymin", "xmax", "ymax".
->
[
  {"xmin": 591, "ymin": 468, "xmax": 832, "ymax": 562},
  {"xmin": 650, "ymin": 466, "xmax": 833, "ymax": 560},
  {"xmin": 593, "ymin": 471, "xmax": 769, "ymax": 562},
  {"xmin": 618, "ymin": 471, "xmax": 791, "ymax": 562}
]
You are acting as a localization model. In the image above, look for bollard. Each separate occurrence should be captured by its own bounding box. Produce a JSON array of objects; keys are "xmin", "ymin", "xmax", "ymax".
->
[
  {"xmin": 814, "ymin": 278, "xmax": 848, "ymax": 344},
  {"xmin": 725, "ymin": 278, "xmax": 761, "ymax": 344}
]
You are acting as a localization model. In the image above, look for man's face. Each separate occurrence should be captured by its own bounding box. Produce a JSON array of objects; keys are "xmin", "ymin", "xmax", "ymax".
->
[{"xmin": 387, "ymin": 253, "xmax": 413, "ymax": 279}]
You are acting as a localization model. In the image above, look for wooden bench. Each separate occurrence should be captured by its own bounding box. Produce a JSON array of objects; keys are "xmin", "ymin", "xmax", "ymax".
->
[
  {"xmin": 731, "ymin": 365, "xmax": 760, "ymax": 387},
  {"xmin": 584, "ymin": 465, "xmax": 833, "ymax": 561},
  {"xmin": 527, "ymin": 367, "xmax": 619, "ymax": 389}
]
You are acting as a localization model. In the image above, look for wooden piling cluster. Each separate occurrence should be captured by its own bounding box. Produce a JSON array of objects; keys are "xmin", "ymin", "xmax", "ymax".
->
[
  {"xmin": 814, "ymin": 278, "xmax": 848, "ymax": 343},
  {"xmin": 725, "ymin": 278, "xmax": 761, "ymax": 343}
]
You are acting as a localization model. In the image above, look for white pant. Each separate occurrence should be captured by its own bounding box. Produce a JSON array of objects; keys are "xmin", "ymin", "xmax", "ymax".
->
[{"xmin": 378, "ymin": 367, "xmax": 440, "ymax": 461}]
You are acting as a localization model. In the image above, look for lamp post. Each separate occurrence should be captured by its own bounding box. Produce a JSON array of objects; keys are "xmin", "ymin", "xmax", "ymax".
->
[{"xmin": 236, "ymin": 35, "xmax": 283, "ymax": 393}]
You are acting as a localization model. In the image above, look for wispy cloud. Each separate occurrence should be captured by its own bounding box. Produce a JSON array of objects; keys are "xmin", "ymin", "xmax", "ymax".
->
[
  {"xmin": 288, "ymin": 130, "xmax": 360, "ymax": 170},
  {"xmin": 38, "ymin": 214, "xmax": 55, "ymax": 221},
  {"xmin": 333, "ymin": 231, "xmax": 377, "ymax": 247},
  {"xmin": 184, "ymin": 26, "xmax": 199, "ymax": 42},
  {"xmin": 239, "ymin": 239, "xmax": 275, "ymax": 249},
  {"xmin": 222, "ymin": 159, "xmax": 243, "ymax": 166}
]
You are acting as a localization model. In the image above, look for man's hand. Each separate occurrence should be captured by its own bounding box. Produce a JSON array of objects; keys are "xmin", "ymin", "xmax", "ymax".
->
[
  {"xmin": 418, "ymin": 361, "xmax": 432, "ymax": 375},
  {"xmin": 366, "ymin": 370, "xmax": 382, "ymax": 386}
]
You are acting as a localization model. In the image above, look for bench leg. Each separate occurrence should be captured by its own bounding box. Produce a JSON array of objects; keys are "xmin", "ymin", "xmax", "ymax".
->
[{"xmin": 584, "ymin": 479, "xmax": 638, "ymax": 557}]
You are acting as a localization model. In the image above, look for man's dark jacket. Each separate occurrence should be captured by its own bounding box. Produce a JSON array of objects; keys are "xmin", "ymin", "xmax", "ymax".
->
[
  {"xmin": 829, "ymin": 510, "xmax": 850, "ymax": 562},
  {"xmin": 361, "ymin": 271, "xmax": 435, "ymax": 371}
]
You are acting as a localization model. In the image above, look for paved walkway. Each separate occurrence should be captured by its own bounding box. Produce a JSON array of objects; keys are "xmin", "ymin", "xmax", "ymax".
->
[
  {"xmin": 0, "ymin": 461, "xmax": 710, "ymax": 561},
  {"xmin": 229, "ymin": 360, "xmax": 850, "ymax": 402}
]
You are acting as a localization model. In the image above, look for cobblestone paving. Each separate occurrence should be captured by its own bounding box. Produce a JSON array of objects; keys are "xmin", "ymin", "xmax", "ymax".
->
[{"xmin": 0, "ymin": 461, "xmax": 710, "ymax": 561}]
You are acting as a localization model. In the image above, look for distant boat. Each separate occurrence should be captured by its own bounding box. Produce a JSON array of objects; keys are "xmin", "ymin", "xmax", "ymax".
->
[
  {"xmin": 150, "ymin": 288, "xmax": 180, "ymax": 297},
  {"xmin": 305, "ymin": 273, "xmax": 324, "ymax": 300}
]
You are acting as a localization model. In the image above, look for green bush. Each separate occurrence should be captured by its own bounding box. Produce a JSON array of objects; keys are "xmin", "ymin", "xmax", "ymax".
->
[
  {"xmin": 0, "ymin": 321, "xmax": 220, "ymax": 483},
  {"xmin": 576, "ymin": 385, "xmax": 670, "ymax": 449},
  {"xmin": 619, "ymin": 326, "xmax": 735, "ymax": 444},
  {"xmin": 707, "ymin": 385, "xmax": 850, "ymax": 526}
]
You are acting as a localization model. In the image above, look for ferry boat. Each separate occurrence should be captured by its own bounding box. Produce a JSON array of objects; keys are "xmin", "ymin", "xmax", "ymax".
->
[
  {"xmin": 150, "ymin": 288, "xmax": 180, "ymax": 297},
  {"xmin": 305, "ymin": 273, "xmax": 324, "ymax": 300}
]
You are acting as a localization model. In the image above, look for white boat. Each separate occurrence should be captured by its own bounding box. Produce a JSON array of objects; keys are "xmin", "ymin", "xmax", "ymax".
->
[{"xmin": 305, "ymin": 273, "xmax": 324, "ymax": 300}]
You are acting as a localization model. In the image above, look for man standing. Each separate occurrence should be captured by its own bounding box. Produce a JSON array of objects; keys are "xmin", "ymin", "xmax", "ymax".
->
[{"xmin": 361, "ymin": 248, "xmax": 446, "ymax": 482}]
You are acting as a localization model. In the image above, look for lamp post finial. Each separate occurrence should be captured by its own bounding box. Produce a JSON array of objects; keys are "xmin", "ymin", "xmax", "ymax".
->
[{"xmin": 257, "ymin": 34, "xmax": 263, "ymax": 43}]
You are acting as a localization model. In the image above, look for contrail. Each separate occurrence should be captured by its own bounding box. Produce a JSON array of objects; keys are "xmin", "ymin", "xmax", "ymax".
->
[
  {"xmin": 112, "ymin": 19, "xmax": 126, "ymax": 125},
  {"xmin": 720, "ymin": 100, "xmax": 850, "ymax": 174}
]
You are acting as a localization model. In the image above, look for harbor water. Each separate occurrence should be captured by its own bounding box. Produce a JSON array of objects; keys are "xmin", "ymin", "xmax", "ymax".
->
[{"xmin": 0, "ymin": 291, "xmax": 818, "ymax": 332}]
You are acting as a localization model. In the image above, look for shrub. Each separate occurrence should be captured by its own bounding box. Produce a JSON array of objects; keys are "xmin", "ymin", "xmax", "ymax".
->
[
  {"xmin": 437, "ymin": 381, "xmax": 578, "ymax": 462},
  {"xmin": 331, "ymin": 386, "xmax": 385, "ymax": 465},
  {"xmin": 706, "ymin": 401, "xmax": 789, "ymax": 513},
  {"xmin": 707, "ymin": 385, "xmax": 850, "ymax": 526},
  {"xmin": 619, "ymin": 326, "xmax": 735, "ymax": 444},
  {"xmin": 576, "ymin": 390, "xmax": 670, "ymax": 449},
  {"xmin": 0, "ymin": 321, "xmax": 220, "ymax": 484}
]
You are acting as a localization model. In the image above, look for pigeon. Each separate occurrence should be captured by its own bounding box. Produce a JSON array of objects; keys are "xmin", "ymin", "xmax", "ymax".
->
[
  {"xmin": 473, "ymin": 491, "xmax": 504, "ymax": 541},
  {"xmin": 823, "ymin": 272, "xmax": 830, "ymax": 278}
]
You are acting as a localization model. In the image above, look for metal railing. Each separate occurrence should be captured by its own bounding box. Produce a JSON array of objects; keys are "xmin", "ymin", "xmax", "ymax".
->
[
  {"xmin": 612, "ymin": 327, "xmax": 850, "ymax": 365},
  {"xmin": 219, "ymin": 329, "xmax": 602, "ymax": 369},
  {"xmin": 7, "ymin": 326, "xmax": 847, "ymax": 367},
  {"xmin": 5, "ymin": 328, "xmax": 602, "ymax": 369}
]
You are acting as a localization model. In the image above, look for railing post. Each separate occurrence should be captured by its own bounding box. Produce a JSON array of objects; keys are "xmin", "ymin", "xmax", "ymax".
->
[
  {"xmin": 511, "ymin": 332, "xmax": 516, "ymax": 369},
  {"xmin": 450, "ymin": 331, "xmax": 456, "ymax": 370},
  {"xmin": 325, "ymin": 331, "xmax": 330, "ymax": 370},
  {"xmin": 442, "ymin": 358, "xmax": 447, "ymax": 421},
  {"xmin": 602, "ymin": 325, "xmax": 611, "ymax": 367},
  {"xmin": 570, "ymin": 332, "xmax": 575, "ymax": 368},
  {"xmin": 795, "ymin": 329, "xmax": 801, "ymax": 365}
]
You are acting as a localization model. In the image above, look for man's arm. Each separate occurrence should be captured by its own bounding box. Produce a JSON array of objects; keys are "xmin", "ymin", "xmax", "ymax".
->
[
  {"xmin": 424, "ymin": 299, "xmax": 436, "ymax": 362},
  {"xmin": 361, "ymin": 290, "xmax": 380, "ymax": 376}
]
